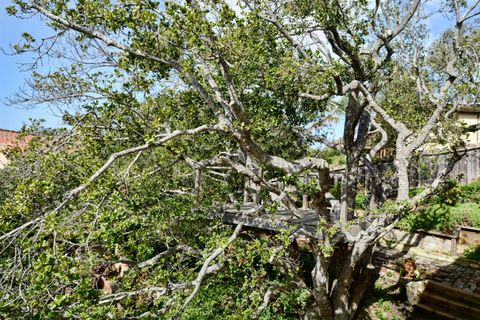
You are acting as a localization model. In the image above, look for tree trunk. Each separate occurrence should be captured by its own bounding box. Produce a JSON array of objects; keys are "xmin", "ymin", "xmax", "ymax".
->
[
  {"xmin": 340, "ymin": 159, "xmax": 358, "ymax": 222},
  {"xmin": 395, "ymin": 155, "xmax": 410, "ymax": 201},
  {"xmin": 299, "ymin": 240, "xmax": 376, "ymax": 320},
  {"xmin": 315, "ymin": 168, "xmax": 331, "ymax": 221},
  {"xmin": 364, "ymin": 161, "xmax": 386, "ymax": 210},
  {"xmin": 340, "ymin": 92, "xmax": 370, "ymax": 222}
]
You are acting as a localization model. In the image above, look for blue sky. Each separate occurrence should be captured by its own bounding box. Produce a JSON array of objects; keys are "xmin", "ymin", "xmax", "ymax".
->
[
  {"xmin": 0, "ymin": 0, "xmax": 457, "ymax": 132},
  {"xmin": 0, "ymin": 0, "xmax": 62, "ymax": 131}
]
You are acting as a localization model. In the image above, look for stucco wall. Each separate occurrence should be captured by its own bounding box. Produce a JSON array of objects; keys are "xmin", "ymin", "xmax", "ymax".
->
[
  {"xmin": 459, "ymin": 112, "xmax": 480, "ymax": 146},
  {"xmin": 0, "ymin": 152, "xmax": 7, "ymax": 169}
]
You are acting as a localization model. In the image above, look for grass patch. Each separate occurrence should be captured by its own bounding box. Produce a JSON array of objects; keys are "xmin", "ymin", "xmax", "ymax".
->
[{"xmin": 450, "ymin": 203, "xmax": 480, "ymax": 228}]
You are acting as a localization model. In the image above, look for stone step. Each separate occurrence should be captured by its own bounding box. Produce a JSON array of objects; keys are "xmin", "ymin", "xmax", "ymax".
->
[
  {"xmin": 424, "ymin": 280, "xmax": 480, "ymax": 310},
  {"xmin": 410, "ymin": 303, "xmax": 457, "ymax": 320},
  {"xmin": 409, "ymin": 280, "xmax": 480, "ymax": 320},
  {"xmin": 418, "ymin": 291, "xmax": 480, "ymax": 320}
]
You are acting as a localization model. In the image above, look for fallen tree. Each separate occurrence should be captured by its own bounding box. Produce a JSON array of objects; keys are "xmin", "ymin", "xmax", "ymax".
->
[{"xmin": 1, "ymin": 0, "xmax": 479, "ymax": 319}]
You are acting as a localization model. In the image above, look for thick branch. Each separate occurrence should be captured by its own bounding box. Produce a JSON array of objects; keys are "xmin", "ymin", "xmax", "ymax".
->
[
  {"xmin": 253, "ymin": 288, "xmax": 274, "ymax": 319},
  {"xmin": 355, "ymin": 81, "xmax": 410, "ymax": 134},
  {"xmin": 220, "ymin": 156, "xmax": 303, "ymax": 217},
  {"xmin": 461, "ymin": 0, "xmax": 480, "ymax": 22},
  {"xmin": 259, "ymin": 3, "xmax": 309, "ymax": 60},
  {"xmin": 368, "ymin": 117, "xmax": 388, "ymax": 159}
]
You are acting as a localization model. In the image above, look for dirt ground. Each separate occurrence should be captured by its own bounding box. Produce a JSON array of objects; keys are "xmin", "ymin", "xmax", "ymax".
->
[{"xmin": 356, "ymin": 270, "xmax": 409, "ymax": 320}]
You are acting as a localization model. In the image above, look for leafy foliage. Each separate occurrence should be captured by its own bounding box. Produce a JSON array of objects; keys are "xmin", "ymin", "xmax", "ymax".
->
[
  {"xmin": 1, "ymin": 0, "xmax": 480, "ymax": 319},
  {"xmin": 464, "ymin": 246, "xmax": 480, "ymax": 261},
  {"xmin": 399, "ymin": 179, "xmax": 480, "ymax": 232}
]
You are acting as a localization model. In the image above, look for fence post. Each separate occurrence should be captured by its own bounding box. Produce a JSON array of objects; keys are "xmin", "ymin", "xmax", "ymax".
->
[
  {"xmin": 302, "ymin": 175, "xmax": 308, "ymax": 210},
  {"xmin": 243, "ymin": 178, "xmax": 249, "ymax": 204}
]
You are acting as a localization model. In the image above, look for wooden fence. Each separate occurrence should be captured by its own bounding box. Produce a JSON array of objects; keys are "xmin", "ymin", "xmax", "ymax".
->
[
  {"xmin": 198, "ymin": 147, "xmax": 480, "ymax": 213},
  {"xmin": 445, "ymin": 147, "xmax": 480, "ymax": 184},
  {"xmin": 329, "ymin": 146, "xmax": 480, "ymax": 189}
]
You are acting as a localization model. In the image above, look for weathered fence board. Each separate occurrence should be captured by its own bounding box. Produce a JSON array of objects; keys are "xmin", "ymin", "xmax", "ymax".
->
[{"xmin": 331, "ymin": 147, "xmax": 480, "ymax": 188}]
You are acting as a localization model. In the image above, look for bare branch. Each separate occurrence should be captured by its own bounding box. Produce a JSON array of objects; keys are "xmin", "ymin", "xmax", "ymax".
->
[
  {"xmin": 355, "ymin": 81, "xmax": 410, "ymax": 134},
  {"xmin": 240, "ymin": 135, "xmax": 330, "ymax": 174},
  {"xmin": 371, "ymin": 0, "xmax": 421, "ymax": 60},
  {"xmin": 219, "ymin": 155, "xmax": 303, "ymax": 217},
  {"xmin": 368, "ymin": 117, "xmax": 388, "ymax": 159},
  {"xmin": 300, "ymin": 92, "xmax": 334, "ymax": 102},
  {"xmin": 137, "ymin": 245, "xmax": 200, "ymax": 269},
  {"xmin": 461, "ymin": 0, "xmax": 480, "ymax": 22},
  {"xmin": 200, "ymin": 63, "xmax": 234, "ymax": 119},
  {"xmin": 172, "ymin": 223, "xmax": 244, "ymax": 319},
  {"xmin": 253, "ymin": 288, "xmax": 273, "ymax": 319},
  {"xmin": 122, "ymin": 150, "xmax": 143, "ymax": 181},
  {"xmin": 29, "ymin": 1, "xmax": 229, "ymax": 122},
  {"xmin": 0, "ymin": 124, "xmax": 224, "ymax": 242},
  {"xmin": 218, "ymin": 58, "xmax": 248, "ymax": 122},
  {"xmin": 98, "ymin": 283, "xmax": 189, "ymax": 305},
  {"xmin": 30, "ymin": 1, "xmax": 170, "ymax": 66},
  {"xmin": 463, "ymin": 9, "xmax": 480, "ymax": 21},
  {"xmin": 251, "ymin": 2, "xmax": 309, "ymax": 60}
]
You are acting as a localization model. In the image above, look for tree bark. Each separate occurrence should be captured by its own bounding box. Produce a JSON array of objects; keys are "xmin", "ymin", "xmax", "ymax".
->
[
  {"xmin": 395, "ymin": 155, "xmax": 410, "ymax": 202},
  {"xmin": 339, "ymin": 93, "xmax": 370, "ymax": 222},
  {"xmin": 296, "ymin": 239, "xmax": 377, "ymax": 320},
  {"xmin": 303, "ymin": 250, "xmax": 334, "ymax": 320},
  {"xmin": 340, "ymin": 159, "xmax": 358, "ymax": 221}
]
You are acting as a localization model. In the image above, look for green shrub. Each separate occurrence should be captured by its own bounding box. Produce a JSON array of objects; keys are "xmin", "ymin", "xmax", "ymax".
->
[
  {"xmin": 409, "ymin": 187, "xmax": 425, "ymax": 198},
  {"xmin": 399, "ymin": 179, "xmax": 480, "ymax": 233},
  {"xmin": 355, "ymin": 192, "xmax": 369, "ymax": 209},
  {"xmin": 330, "ymin": 183, "xmax": 341, "ymax": 201},
  {"xmin": 430, "ymin": 179, "xmax": 460, "ymax": 206},
  {"xmin": 317, "ymin": 148, "xmax": 346, "ymax": 167},
  {"xmin": 459, "ymin": 178, "xmax": 480, "ymax": 203},
  {"xmin": 398, "ymin": 203, "xmax": 459, "ymax": 233},
  {"xmin": 471, "ymin": 209, "xmax": 480, "ymax": 228},
  {"xmin": 464, "ymin": 246, "xmax": 480, "ymax": 261}
]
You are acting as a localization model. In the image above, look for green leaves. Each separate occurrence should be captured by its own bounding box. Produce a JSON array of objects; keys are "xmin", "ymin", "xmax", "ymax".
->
[{"xmin": 7, "ymin": 0, "xmax": 478, "ymax": 317}]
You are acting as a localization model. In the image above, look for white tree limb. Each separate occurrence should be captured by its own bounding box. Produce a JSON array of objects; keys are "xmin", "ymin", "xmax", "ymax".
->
[
  {"xmin": 172, "ymin": 223, "xmax": 244, "ymax": 319},
  {"xmin": 0, "ymin": 124, "xmax": 224, "ymax": 242}
]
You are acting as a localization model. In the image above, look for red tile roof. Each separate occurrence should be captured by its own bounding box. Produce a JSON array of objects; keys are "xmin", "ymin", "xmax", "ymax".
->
[{"xmin": 0, "ymin": 129, "xmax": 33, "ymax": 149}]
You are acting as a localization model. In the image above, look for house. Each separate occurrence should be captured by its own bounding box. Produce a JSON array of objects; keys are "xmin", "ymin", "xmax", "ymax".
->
[
  {"xmin": 367, "ymin": 106, "xmax": 480, "ymax": 160},
  {"xmin": 0, "ymin": 129, "xmax": 33, "ymax": 168},
  {"xmin": 458, "ymin": 106, "xmax": 480, "ymax": 147}
]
